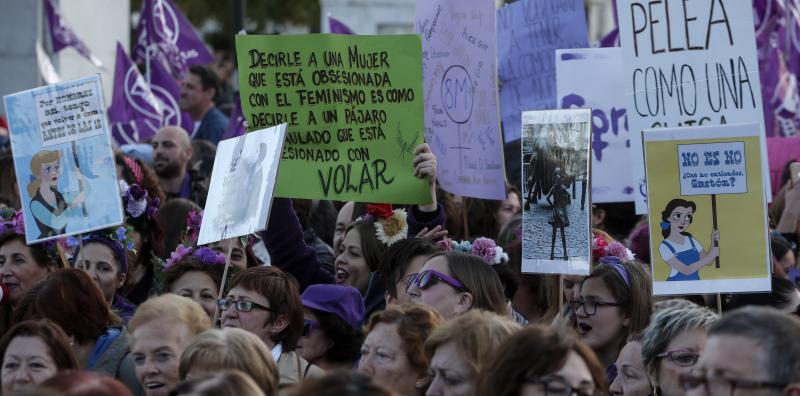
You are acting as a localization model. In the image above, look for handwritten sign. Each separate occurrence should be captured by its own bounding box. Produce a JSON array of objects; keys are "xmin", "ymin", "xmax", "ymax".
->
[
  {"xmin": 618, "ymin": 0, "xmax": 770, "ymax": 213},
  {"xmin": 3, "ymin": 75, "xmax": 124, "ymax": 244},
  {"xmin": 497, "ymin": 0, "xmax": 588, "ymax": 143},
  {"xmin": 235, "ymin": 34, "xmax": 429, "ymax": 204},
  {"xmin": 556, "ymin": 48, "xmax": 634, "ymax": 203},
  {"xmin": 643, "ymin": 123, "xmax": 769, "ymax": 295},
  {"xmin": 416, "ymin": 0, "xmax": 506, "ymax": 200},
  {"xmin": 33, "ymin": 77, "xmax": 106, "ymax": 147}
]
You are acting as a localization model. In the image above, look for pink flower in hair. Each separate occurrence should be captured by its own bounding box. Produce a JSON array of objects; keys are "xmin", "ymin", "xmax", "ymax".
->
[{"xmin": 471, "ymin": 237, "xmax": 498, "ymax": 264}]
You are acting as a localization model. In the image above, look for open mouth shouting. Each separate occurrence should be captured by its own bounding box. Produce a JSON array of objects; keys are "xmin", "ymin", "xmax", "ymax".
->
[{"xmin": 335, "ymin": 266, "xmax": 349, "ymax": 284}]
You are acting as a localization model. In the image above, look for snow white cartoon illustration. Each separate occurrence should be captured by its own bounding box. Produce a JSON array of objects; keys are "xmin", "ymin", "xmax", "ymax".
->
[
  {"xmin": 26, "ymin": 149, "xmax": 88, "ymax": 239},
  {"xmin": 658, "ymin": 198, "xmax": 720, "ymax": 281}
]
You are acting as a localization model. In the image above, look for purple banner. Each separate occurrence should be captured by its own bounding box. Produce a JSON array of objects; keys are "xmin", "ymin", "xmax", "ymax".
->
[
  {"xmin": 149, "ymin": 58, "xmax": 195, "ymax": 134},
  {"xmin": 222, "ymin": 95, "xmax": 246, "ymax": 140},
  {"xmin": 328, "ymin": 15, "xmax": 355, "ymax": 34},
  {"xmin": 107, "ymin": 43, "xmax": 163, "ymax": 145},
  {"xmin": 44, "ymin": 0, "xmax": 102, "ymax": 67}
]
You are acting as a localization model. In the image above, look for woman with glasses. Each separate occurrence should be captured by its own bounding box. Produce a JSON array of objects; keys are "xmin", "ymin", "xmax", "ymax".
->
[
  {"xmin": 358, "ymin": 304, "xmax": 443, "ymax": 396},
  {"xmin": 128, "ymin": 294, "xmax": 211, "ymax": 396},
  {"xmin": 477, "ymin": 324, "xmax": 606, "ymax": 396},
  {"xmin": 573, "ymin": 260, "xmax": 653, "ymax": 380},
  {"xmin": 609, "ymin": 333, "xmax": 652, "ymax": 396},
  {"xmin": 640, "ymin": 301, "xmax": 718, "ymax": 396},
  {"xmin": 218, "ymin": 266, "xmax": 323, "ymax": 387},
  {"xmin": 406, "ymin": 251, "xmax": 509, "ymax": 319},
  {"xmin": 297, "ymin": 284, "xmax": 365, "ymax": 371}
]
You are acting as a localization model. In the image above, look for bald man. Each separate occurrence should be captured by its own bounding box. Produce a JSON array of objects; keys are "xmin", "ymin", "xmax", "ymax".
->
[{"xmin": 151, "ymin": 126, "xmax": 207, "ymax": 205}]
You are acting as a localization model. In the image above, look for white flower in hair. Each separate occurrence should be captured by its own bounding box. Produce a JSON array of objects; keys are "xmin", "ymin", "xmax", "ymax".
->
[{"xmin": 367, "ymin": 204, "xmax": 408, "ymax": 246}]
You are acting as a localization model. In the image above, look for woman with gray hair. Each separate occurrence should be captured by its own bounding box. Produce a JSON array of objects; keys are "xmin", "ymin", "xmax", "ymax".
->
[{"xmin": 640, "ymin": 301, "xmax": 718, "ymax": 396}]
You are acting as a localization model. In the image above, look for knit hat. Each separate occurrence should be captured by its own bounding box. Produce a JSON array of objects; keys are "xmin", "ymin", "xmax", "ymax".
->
[{"xmin": 301, "ymin": 284, "xmax": 365, "ymax": 331}]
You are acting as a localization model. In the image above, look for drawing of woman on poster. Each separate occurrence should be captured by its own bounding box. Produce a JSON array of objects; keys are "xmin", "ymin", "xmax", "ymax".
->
[
  {"xmin": 658, "ymin": 198, "xmax": 720, "ymax": 281},
  {"xmin": 26, "ymin": 149, "xmax": 88, "ymax": 239},
  {"xmin": 547, "ymin": 167, "xmax": 570, "ymax": 260}
]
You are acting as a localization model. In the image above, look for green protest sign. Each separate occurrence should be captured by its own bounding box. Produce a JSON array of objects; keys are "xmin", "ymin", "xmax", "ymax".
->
[{"xmin": 235, "ymin": 34, "xmax": 430, "ymax": 204}]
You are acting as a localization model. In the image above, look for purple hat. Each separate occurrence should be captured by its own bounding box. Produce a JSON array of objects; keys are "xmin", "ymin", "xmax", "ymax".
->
[{"xmin": 301, "ymin": 284, "xmax": 364, "ymax": 331}]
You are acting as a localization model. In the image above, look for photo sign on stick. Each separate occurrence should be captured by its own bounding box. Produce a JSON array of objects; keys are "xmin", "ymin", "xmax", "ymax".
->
[
  {"xmin": 521, "ymin": 109, "xmax": 592, "ymax": 276},
  {"xmin": 198, "ymin": 124, "xmax": 286, "ymax": 246},
  {"xmin": 497, "ymin": 0, "xmax": 588, "ymax": 143},
  {"xmin": 556, "ymin": 48, "xmax": 634, "ymax": 203},
  {"xmin": 618, "ymin": 0, "xmax": 770, "ymax": 214},
  {"xmin": 3, "ymin": 75, "xmax": 124, "ymax": 244},
  {"xmin": 416, "ymin": 0, "xmax": 506, "ymax": 200},
  {"xmin": 235, "ymin": 34, "xmax": 429, "ymax": 204},
  {"xmin": 644, "ymin": 123, "xmax": 770, "ymax": 295}
]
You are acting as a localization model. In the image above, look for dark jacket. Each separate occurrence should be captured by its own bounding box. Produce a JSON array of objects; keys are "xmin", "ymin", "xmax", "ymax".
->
[{"xmin": 193, "ymin": 107, "xmax": 229, "ymax": 145}]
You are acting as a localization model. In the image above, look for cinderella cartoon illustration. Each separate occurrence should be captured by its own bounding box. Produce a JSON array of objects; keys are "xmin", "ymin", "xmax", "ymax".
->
[
  {"xmin": 26, "ymin": 149, "xmax": 88, "ymax": 239},
  {"xmin": 658, "ymin": 198, "xmax": 720, "ymax": 281}
]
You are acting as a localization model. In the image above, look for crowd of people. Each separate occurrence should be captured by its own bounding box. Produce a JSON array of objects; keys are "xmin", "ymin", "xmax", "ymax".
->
[{"xmin": 0, "ymin": 42, "xmax": 800, "ymax": 396}]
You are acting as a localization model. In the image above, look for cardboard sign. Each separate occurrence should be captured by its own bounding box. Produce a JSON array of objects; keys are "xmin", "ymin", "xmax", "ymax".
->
[
  {"xmin": 556, "ymin": 48, "xmax": 634, "ymax": 203},
  {"xmin": 521, "ymin": 109, "xmax": 592, "ymax": 275},
  {"xmin": 416, "ymin": 0, "xmax": 506, "ymax": 200},
  {"xmin": 3, "ymin": 75, "xmax": 124, "ymax": 243},
  {"xmin": 198, "ymin": 124, "xmax": 286, "ymax": 245},
  {"xmin": 644, "ymin": 123, "xmax": 770, "ymax": 295},
  {"xmin": 497, "ymin": 0, "xmax": 588, "ymax": 143},
  {"xmin": 618, "ymin": 0, "xmax": 770, "ymax": 213},
  {"xmin": 235, "ymin": 34, "xmax": 429, "ymax": 204}
]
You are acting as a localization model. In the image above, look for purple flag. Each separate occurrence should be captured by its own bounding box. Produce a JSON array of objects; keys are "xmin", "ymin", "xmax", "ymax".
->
[
  {"xmin": 328, "ymin": 15, "xmax": 355, "ymax": 34},
  {"xmin": 149, "ymin": 58, "xmax": 195, "ymax": 134},
  {"xmin": 222, "ymin": 94, "xmax": 247, "ymax": 140},
  {"xmin": 44, "ymin": 0, "xmax": 103, "ymax": 68},
  {"xmin": 133, "ymin": 0, "xmax": 215, "ymax": 79},
  {"xmin": 107, "ymin": 43, "xmax": 164, "ymax": 145}
]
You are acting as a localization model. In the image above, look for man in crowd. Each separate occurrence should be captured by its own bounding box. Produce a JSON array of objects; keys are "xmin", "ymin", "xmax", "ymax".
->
[
  {"xmin": 151, "ymin": 126, "xmax": 208, "ymax": 206},
  {"xmin": 684, "ymin": 306, "xmax": 800, "ymax": 396},
  {"xmin": 180, "ymin": 65, "xmax": 229, "ymax": 145}
]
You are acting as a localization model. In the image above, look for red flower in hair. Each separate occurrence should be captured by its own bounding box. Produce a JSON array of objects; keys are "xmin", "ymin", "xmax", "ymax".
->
[{"xmin": 366, "ymin": 204, "xmax": 393, "ymax": 219}]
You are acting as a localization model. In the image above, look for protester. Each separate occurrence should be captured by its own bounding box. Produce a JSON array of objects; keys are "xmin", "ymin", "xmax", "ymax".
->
[
  {"xmin": 573, "ymin": 259, "xmax": 653, "ymax": 376},
  {"xmin": 297, "ymin": 284, "xmax": 365, "ymax": 370},
  {"xmin": 219, "ymin": 266, "xmax": 323, "ymax": 385},
  {"xmin": 179, "ymin": 65, "xmax": 229, "ymax": 145},
  {"xmin": 209, "ymin": 237, "xmax": 260, "ymax": 269},
  {"xmin": 609, "ymin": 333, "xmax": 651, "ymax": 396},
  {"xmin": 459, "ymin": 184, "xmax": 521, "ymax": 240},
  {"xmin": 477, "ymin": 325, "xmax": 607, "ymax": 396},
  {"xmin": 159, "ymin": 200, "xmax": 202, "ymax": 258},
  {"xmin": 379, "ymin": 237, "xmax": 439, "ymax": 306},
  {"xmin": 178, "ymin": 328, "xmax": 279, "ymax": 396},
  {"xmin": 162, "ymin": 245, "xmax": 229, "ymax": 318},
  {"xmin": 15, "ymin": 269, "xmax": 140, "ymax": 392},
  {"xmin": 39, "ymin": 370, "xmax": 133, "ymax": 396},
  {"xmin": 725, "ymin": 275, "xmax": 800, "ymax": 314},
  {"xmin": 681, "ymin": 307, "xmax": 800, "ymax": 395},
  {"xmin": 128, "ymin": 294, "xmax": 211, "ymax": 396},
  {"xmin": 71, "ymin": 229, "xmax": 136, "ymax": 322},
  {"xmin": 287, "ymin": 371, "xmax": 398, "ymax": 396},
  {"xmin": 424, "ymin": 310, "xmax": 520, "ymax": 396},
  {"xmin": 641, "ymin": 302, "xmax": 718, "ymax": 396},
  {"xmin": 150, "ymin": 126, "xmax": 208, "ymax": 206},
  {"xmin": 0, "ymin": 320, "xmax": 79, "ymax": 394},
  {"xmin": 170, "ymin": 370, "xmax": 265, "ymax": 396},
  {"xmin": 407, "ymin": 251, "xmax": 509, "ymax": 319},
  {"xmin": 358, "ymin": 304, "xmax": 443, "ymax": 396},
  {"xmin": 0, "ymin": 153, "xmax": 21, "ymax": 210}
]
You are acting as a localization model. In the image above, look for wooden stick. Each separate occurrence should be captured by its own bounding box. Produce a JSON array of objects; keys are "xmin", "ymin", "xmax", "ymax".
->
[
  {"xmin": 212, "ymin": 239, "xmax": 234, "ymax": 328},
  {"xmin": 559, "ymin": 275, "xmax": 564, "ymax": 312},
  {"xmin": 716, "ymin": 293, "xmax": 723, "ymax": 314}
]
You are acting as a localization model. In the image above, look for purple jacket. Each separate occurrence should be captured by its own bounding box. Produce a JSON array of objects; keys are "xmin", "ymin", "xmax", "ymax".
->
[{"xmin": 260, "ymin": 198, "xmax": 445, "ymax": 292}]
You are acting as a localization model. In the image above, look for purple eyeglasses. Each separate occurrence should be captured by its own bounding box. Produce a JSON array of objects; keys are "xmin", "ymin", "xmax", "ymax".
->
[{"xmin": 405, "ymin": 269, "xmax": 468, "ymax": 293}]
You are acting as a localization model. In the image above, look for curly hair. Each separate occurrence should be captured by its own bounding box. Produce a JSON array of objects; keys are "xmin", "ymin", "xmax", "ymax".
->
[{"xmin": 366, "ymin": 304, "xmax": 443, "ymax": 377}]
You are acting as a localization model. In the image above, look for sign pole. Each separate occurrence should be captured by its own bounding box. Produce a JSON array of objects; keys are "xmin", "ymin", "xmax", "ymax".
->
[
  {"xmin": 212, "ymin": 239, "xmax": 234, "ymax": 328},
  {"xmin": 711, "ymin": 194, "xmax": 720, "ymax": 268}
]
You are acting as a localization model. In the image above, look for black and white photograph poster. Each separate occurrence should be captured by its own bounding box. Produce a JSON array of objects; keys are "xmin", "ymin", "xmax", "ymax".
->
[{"xmin": 521, "ymin": 109, "xmax": 592, "ymax": 275}]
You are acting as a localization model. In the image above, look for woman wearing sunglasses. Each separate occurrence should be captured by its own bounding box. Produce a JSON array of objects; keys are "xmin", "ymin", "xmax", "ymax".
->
[
  {"xmin": 640, "ymin": 301, "xmax": 718, "ymax": 396},
  {"xmin": 406, "ymin": 251, "xmax": 509, "ymax": 319},
  {"xmin": 297, "ymin": 284, "xmax": 365, "ymax": 371}
]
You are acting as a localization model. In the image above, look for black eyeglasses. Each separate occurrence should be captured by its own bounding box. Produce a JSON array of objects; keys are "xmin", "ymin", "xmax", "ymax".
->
[
  {"xmin": 217, "ymin": 298, "xmax": 275, "ymax": 313},
  {"xmin": 656, "ymin": 349, "xmax": 701, "ymax": 367},
  {"xmin": 570, "ymin": 299, "xmax": 623, "ymax": 316},
  {"xmin": 680, "ymin": 370, "xmax": 788, "ymax": 395},
  {"xmin": 302, "ymin": 319, "xmax": 320, "ymax": 337},
  {"xmin": 524, "ymin": 378, "xmax": 598, "ymax": 396}
]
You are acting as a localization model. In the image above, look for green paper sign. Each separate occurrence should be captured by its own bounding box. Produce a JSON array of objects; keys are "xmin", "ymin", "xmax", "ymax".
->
[{"xmin": 235, "ymin": 34, "xmax": 429, "ymax": 204}]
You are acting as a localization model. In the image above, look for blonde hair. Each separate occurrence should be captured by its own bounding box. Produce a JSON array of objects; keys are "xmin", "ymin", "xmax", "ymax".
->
[
  {"xmin": 424, "ymin": 310, "xmax": 520, "ymax": 375},
  {"xmin": 27, "ymin": 150, "xmax": 61, "ymax": 197},
  {"xmin": 128, "ymin": 294, "xmax": 211, "ymax": 337},
  {"xmin": 179, "ymin": 328, "xmax": 279, "ymax": 396}
]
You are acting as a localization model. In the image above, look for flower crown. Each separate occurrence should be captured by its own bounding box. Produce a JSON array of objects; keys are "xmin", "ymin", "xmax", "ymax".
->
[
  {"xmin": 185, "ymin": 209, "xmax": 203, "ymax": 245},
  {"xmin": 66, "ymin": 225, "xmax": 137, "ymax": 253},
  {"xmin": 0, "ymin": 209, "xmax": 25, "ymax": 236},
  {"xmin": 591, "ymin": 235, "xmax": 635, "ymax": 264},
  {"xmin": 164, "ymin": 244, "xmax": 226, "ymax": 270},
  {"xmin": 119, "ymin": 180, "xmax": 159, "ymax": 220},
  {"xmin": 365, "ymin": 204, "xmax": 408, "ymax": 246},
  {"xmin": 436, "ymin": 237, "xmax": 509, "ymax": 264}
]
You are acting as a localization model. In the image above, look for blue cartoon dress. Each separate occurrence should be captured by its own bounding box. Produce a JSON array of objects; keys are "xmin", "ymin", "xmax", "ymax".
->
[
  {"xmin": 29, "ymin": 185, "xmax": 90, "ymax": 239},
  {"xmin": 659, "ymin": 236, "xmax": 703, "ymax": 281}
]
